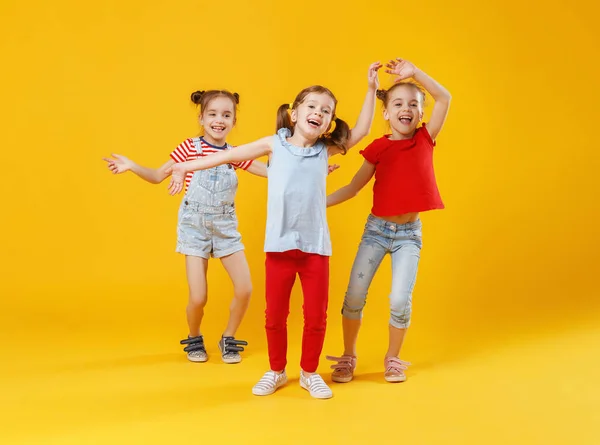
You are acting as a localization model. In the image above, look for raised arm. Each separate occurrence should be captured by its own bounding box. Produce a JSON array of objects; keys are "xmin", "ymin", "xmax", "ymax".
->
[
  {"xmin": 327, "ymin": 160, "xmax": 375, "ymax": 207},
  {"xmin": 329, "ymin": 62, "xmax": 382, "ymax": 157},
  {"xmin": 103, "ymin": 154, "xmax": 174, "ymax": 184},
  {"xmin": 168, "ymin": 136, "xmax": 273, "ymax": 195},
  {"xmin": 386, "ymin": 58, "xmax": 451, "ymax": 141}
]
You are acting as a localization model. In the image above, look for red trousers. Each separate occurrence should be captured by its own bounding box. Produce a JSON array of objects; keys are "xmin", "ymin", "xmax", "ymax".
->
[{"xmin": 265, "ymin": 250, "xmax": 329, "ymax": 373}]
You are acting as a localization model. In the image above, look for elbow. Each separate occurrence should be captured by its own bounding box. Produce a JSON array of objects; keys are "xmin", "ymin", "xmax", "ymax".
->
[{"xmin": 347, "ymin": 188, "xmax": 360, "ymax": 199}]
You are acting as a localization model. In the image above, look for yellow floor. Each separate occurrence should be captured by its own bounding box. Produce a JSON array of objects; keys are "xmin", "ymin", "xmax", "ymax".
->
[{"xmin": 2, "ymin": 304, "xmax": 598, "ymax": 445}]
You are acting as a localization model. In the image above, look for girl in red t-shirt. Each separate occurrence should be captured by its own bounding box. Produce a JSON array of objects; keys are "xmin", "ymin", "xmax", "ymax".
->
[{"xmin": 325, "ymin": 58, "xmax": 451, "ymax": 383}]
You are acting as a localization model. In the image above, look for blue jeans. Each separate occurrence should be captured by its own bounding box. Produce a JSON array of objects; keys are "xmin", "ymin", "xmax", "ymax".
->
[{"xmin": 342, "ymin": 214, "xmax": 422, "ymax": 329}]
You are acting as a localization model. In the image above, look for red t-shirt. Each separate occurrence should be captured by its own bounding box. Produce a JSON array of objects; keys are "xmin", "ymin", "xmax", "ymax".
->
[{"xmin": 360, "ymin": 124, "xmax": 444, "ymax": 216}]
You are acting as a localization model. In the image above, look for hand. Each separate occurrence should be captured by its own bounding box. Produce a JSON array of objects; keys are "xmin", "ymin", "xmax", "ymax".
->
[
  {"xmin": 166, "ymin": 163, "xmax": 186, "ymax": 195},
  {"xmin": 367, "ymin": 61, "xmax": 382, "ymax": 90},
  {"xmin": 385, "ymin": 58, "xmax": 418, "ymax": 82},
  {"xmin": 327, "ymin": 164, "xmax": 340, "ymax": 175},
  {"xmin": 103, "ymin": 154, "xmax": 133, "ymax": 174}
]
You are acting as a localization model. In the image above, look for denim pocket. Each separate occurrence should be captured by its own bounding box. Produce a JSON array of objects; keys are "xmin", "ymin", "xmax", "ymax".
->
[{"xmin": 199, "ymin": 167, "xmax": 236, "ymax": 193}]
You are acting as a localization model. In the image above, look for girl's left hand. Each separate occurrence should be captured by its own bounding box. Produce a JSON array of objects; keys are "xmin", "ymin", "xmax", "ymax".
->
[
  {"xmin": 385, "ymin": 58, "xmax": 418, "ymax": 81},
  {"xmin": 367, "ymin": 61, "xmax": 382, "ymax": 90}
]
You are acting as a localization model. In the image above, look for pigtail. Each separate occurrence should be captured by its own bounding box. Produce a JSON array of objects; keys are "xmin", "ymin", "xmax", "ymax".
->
[
  {"xmin": 276, "ymin": 103, "xmax": 293, "ymax": 133},
  {"xmin": 376, "ymin": 89, "xmax": 387, "ymax": 102},
  {"xmin": 233, "ymin": 92, "xmax": 240, "ymax": 104},
  {"xmin": 322, "ymin": 117, "xmax": 350, "ymax": 154}
]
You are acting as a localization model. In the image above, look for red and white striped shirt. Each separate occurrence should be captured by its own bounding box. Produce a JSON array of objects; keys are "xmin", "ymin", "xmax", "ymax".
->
[{"xmin": 169, "ymin": 137, "xmax": 253, "ymax": 193}]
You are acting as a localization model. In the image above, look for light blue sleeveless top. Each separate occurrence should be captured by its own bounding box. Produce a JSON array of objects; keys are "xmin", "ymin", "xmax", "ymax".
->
[{"xmin": 264, "ymin": 128, "xmax": 331, "ymax": 256}]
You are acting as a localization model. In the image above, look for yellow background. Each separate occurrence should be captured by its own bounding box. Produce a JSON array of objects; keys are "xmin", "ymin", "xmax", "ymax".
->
[{"xmin": 1, "ymin": 0, "xmax": 599, "ymax": 443}]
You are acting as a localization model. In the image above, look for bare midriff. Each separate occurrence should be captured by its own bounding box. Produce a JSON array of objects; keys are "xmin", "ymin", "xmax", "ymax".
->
[{"xmin": 375, "ymin": 212, "xmax": 420, "ymax": 225}]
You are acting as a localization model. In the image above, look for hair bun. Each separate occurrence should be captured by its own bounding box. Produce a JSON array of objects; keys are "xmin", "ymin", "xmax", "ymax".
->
[
  {"xmin": 232, "ymin": 92, "xmax": 240, "ymax": 104},
  {"xmin": 376, "ymin": 89, "xmax": 387, "ymax": 101},
  {"xmin": 190, "ymin": 90, "xmax": 206, "ymax": 104}
]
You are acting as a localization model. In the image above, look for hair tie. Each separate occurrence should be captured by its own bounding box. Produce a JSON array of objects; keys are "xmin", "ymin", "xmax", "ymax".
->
[
  {"xmin": 326, "ymin": 119, "xmax": 337, "ymax": 135},
  {"xmin": 289, "ymin": 103, "xmax": 294, "ymax": 110}
]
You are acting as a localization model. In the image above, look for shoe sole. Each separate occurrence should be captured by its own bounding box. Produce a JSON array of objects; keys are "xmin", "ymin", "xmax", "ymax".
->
[
  {"xmin": 187, "ymin": 355, "xmax": 208, "ymax": 363},
  {"xmin": 300, "ymin": 380, "xmax": 333, "ymax": 399},
  {"xmin": 331, "ymin": 375, "xmax": 353, "ymax": 383},
  {"xmin": 384, "ymin": 375, "xmax": 407, "ymax": 383}
]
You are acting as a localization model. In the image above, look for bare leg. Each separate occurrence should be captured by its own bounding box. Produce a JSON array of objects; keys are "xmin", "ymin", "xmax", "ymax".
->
[
  {"xmin": 185, "ymin": 255, "xmax": 209, "ymax": 336},
  {"xmin": 219, "ymin": 250, "xmax": 253, "ymax": 337}
]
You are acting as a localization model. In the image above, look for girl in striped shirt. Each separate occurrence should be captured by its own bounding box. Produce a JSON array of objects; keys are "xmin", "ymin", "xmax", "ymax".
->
[{"xmin": 103, "ymin": 90, "xmax": 266, "ymax": 364}]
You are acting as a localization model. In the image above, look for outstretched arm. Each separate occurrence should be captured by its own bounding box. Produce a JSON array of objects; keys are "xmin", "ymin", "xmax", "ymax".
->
[
  {"xmin": 245, "ymin": 161, "xmax": 340, "ymax": 179},
  {"xmin": 386, "ymin": 58, "xmax": 451, "ymax": 141},
  {"xmin": 167, "ymin": 136, "xmax": 273, "ymax": 194},
  {"xmin": 327, "ymin": 160, "xmax": 375, "ymax": 207},
  {"xmin": 103, "ymin": 154, "xmax": 174, "ymax": 184}
]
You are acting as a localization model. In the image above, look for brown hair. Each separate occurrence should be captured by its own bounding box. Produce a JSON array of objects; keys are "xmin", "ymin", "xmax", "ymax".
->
[
  {"xmin": 190, "ymin": 90, "xmax": 240, "ymax": 122},
  {"xmin": 376, "ymin": 82, "xmax": 426, "ymax": 107},
  {"xmin": 276, "ymin": 85, "xmax": 351, "ymax": 154}
]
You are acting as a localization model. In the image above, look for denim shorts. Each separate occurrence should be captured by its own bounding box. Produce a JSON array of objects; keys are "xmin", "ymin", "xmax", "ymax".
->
[{"xmin": 176, "ymin": 200, "xmax": 244, "ymax": 259}]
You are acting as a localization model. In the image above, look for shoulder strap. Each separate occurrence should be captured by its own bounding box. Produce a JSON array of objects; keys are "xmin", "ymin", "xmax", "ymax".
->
[{"xmin": 191, "ymin": 137, "xmax": 203, "ymax": 154}]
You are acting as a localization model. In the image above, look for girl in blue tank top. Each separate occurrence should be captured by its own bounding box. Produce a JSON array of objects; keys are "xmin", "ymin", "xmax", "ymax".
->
[{"xmin": 167, "ymin": 62, "xmax": 382, "ymax": 399}]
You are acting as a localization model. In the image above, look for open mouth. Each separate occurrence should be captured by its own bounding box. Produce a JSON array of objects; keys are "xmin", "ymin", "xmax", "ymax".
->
[
  {"xmin": 307, "ymin": 119, "xmax": 321, "ymax": 129},
  {"xmin": 211, "ymin": 125, "xmax": 226, "ymax": 133},
  {"xmin": 399, "ymin": 115, "xmax": 413, "ymax": 125}
]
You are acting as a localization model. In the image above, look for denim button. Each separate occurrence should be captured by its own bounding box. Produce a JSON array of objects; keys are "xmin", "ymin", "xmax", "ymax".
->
[{"xmin": 389, "ymin": 225, "xmax": 396, "ymax": 231}]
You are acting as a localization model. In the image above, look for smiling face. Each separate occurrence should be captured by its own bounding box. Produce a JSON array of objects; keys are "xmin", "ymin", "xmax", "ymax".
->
[
  {"xmin": 290, "ymin": 92, "xmax": 336, "ymax": 140},
  {"xmin": 199, "ymin": 95, "xmax": 236, "ymax": 145},
  {"xmin": 383, "ymin": 84, "xmax": 424, "ymax": 139}
]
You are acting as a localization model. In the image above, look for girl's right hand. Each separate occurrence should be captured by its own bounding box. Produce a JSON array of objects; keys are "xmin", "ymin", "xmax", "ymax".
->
[
  {"xmin": 166, "ymin": 163, "xmax": 186, "ymax": 195},
  {"xmin": 367, "ymin": 61, "xmax": 382, "ymax": 91},
  {"xmin": 103, "ymin": 154, "xmax": 133, "ymax": 174},
  {"xmin": 385, "ymin": 58, "xmax": 418, "ymax": 82}
]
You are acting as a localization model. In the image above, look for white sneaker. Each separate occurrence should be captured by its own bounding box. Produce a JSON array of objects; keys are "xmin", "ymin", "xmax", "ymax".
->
[
  {"xmin": 300, "ymin": 372, "xmax": 333, "ymax": 399},
  {"xmin": 252, "ymin": 370, "xmax": 288, "ymax": 396}
]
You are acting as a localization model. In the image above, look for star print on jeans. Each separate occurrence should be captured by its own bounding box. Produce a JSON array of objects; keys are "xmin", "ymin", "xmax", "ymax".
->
[
  {"xmin": 368, "ymin": 258, "xmax": 375, "ymax": 265},
  {"xmin": 358, "ymin": 272, "xmax": 365, "ymax": 279}
]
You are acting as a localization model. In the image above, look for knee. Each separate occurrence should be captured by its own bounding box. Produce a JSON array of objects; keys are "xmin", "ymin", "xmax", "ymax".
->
[
  {"xmin": 188, "ymin": 292, "xmax": 207, "ymax": 309},
  {"xmin": 342, "ymin": 290, "xmax": 367, "ymax": 320},
  {"xmin": 389, "ymin": 291, "xmax": 412, "ymax": 328},
  {"xmin": 265, "ymin": 306, "xmax": 289, "ymax": 330},
  {"xmin": 304, "ymin": 314, "xmax": 327, "ymax": 332},
  {"xmin": 234, "ymin": 282, "xmax": 252, "ymax": 302}
]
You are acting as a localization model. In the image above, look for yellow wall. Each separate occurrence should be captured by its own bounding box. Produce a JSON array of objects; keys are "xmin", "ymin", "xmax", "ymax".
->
[{"xmin": 1, "ymin": 0, "xmax": 598, "ymax": 359}]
